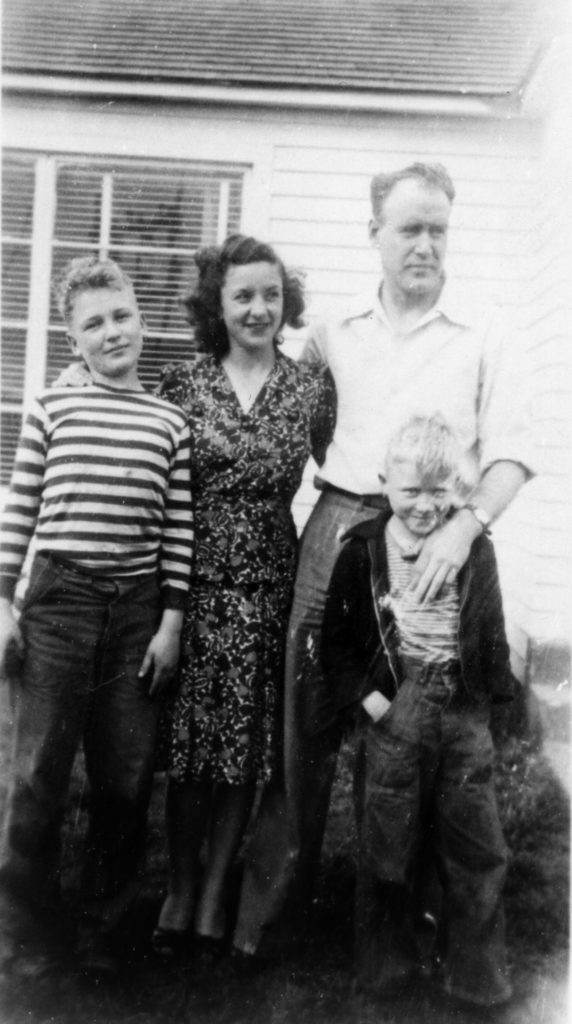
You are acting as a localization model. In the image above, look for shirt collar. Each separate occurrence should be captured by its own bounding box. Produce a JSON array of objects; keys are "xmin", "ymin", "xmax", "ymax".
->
[
  {"xmin": 342, "ymin": 278, "xmax": 479, "ymax": 331},
  {"xmin": 386, "ymin": 516, "xmax": 424, "ymax": 559}
]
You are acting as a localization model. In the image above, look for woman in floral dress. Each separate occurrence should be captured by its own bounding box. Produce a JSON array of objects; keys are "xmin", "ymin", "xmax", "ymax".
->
[{"xmin": 152, "ymin": 235, "xmax": 335, "ymax": 955}]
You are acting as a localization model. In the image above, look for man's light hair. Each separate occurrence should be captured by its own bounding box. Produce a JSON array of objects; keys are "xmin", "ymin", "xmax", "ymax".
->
[
  {"xmin": 385, "ymin": 414, "xmax": 472, "ymax": 496},
  {"xmin": 370, "ymin": 162, "xmax": 455, "ymax": 221},
  {"xmin": 55, "ymin": 255, "xmax": 137, "ymax": 324}
]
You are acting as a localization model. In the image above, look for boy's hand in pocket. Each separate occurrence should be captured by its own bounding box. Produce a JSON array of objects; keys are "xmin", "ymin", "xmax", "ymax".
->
[{"xmin": 362, "ymin": 690, "xmax": 391, "ymax": 723}]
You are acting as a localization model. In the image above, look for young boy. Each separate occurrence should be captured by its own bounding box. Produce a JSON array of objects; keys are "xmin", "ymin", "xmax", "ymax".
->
[
  {"xmin": 321, "ymin": 414, "xmax": 514, "ymax": 1009},
  {"xmin": 0, "ymin": 256, "xmax": 193, "ymax": 979}
]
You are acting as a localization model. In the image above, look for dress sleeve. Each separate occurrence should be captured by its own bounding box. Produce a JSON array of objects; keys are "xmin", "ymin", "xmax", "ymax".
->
[
  {"xmin": 156, "ymin": 362, "xmax": 187, "ymax": 407},
  {"xmin": 308, "ymin": 365, "xmax": 336, "ymax": 468},
  {"xmin": 300, "ymin": 319, "xmax": 329, "ymax": 366},
  {"xmin": 159, "ymin": 420, "xmax": 193, "ymax": 610},
  {"xmin": 478, "ymin": 309, "xmax": 536, "ymax": 477}
]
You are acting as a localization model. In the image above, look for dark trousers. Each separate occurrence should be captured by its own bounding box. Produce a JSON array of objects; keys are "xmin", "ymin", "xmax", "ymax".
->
[
  {"xmin": 0, "ymin": 554, "xmax": 162, "ymax": 949},
  {"xmin": 234, "ymin": 488, "xmax": 384, "ymax": 954},
  {"xmin": 354, "ymin": 666, "xmax": 512, "ymax": 1006}
]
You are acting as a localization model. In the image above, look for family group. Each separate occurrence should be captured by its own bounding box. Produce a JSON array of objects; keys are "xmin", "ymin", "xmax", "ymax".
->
[{"xmin": 0, "ymin": 162, "xmax": 533, "ymax": 1010}]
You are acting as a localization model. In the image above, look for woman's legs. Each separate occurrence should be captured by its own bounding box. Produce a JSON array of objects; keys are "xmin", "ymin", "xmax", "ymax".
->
[
  {"xmin": 157, "ymin": 778, "xmax": 256, "ymax": 942},
  {"xmin": 156, "ymin": 778, "xmax": 210, "ymax": 934},
  {"xmin": 194, "ymin": 782, "xmax": 256, "ymax": 940}
]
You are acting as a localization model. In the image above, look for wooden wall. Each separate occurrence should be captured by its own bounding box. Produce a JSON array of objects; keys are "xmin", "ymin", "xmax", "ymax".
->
[{"xmin": 5, "ymin": 91, "xmax": 568, "ymax": 670}]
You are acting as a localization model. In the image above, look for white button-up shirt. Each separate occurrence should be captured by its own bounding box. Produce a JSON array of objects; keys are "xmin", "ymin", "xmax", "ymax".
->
[{"xmin": 304, "ymin": 283, "xmax": 533, "ymax": 495}]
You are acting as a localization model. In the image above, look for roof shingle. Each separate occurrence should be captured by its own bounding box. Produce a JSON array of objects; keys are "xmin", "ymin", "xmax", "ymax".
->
[{"xmin": 3, "ymin": 0, "xmax": 550, "ymax": 97}]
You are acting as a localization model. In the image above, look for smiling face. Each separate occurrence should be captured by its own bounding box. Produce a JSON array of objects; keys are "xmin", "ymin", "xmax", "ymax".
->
[
  {"xmin": 220, "ymin": 261, "xmax": 284, "ymax": 356},
  {"xmin": 382, "ymin": 456, "xmax": 455, "ymax": 540},
  {"xmin": 369, "ymin": 177, "xmax": 451, "ymax": 310},
  {"xmin": 67, "ymin": 285, "xmax": 144, "ymax": 388}
]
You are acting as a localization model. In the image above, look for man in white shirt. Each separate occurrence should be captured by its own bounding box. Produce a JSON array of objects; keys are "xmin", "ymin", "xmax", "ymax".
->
[{"xmin": 234, "ymin": 162, "xmax": 532, "ymax": 957}]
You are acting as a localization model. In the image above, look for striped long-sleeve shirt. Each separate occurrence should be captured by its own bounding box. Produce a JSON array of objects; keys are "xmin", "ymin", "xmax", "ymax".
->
[
  {"xmin": 384, "ymin": 523, "xmax": 460, "ymax": 663},
  {"xmin": 0, "ymin": 384, "xmax": 193, "ymax": 608}
]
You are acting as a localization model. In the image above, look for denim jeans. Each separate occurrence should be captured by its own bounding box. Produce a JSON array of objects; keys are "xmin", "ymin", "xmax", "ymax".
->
[
  {"xmin": 234, "ymin": 488, "xmax": 385, "ymax": 955},
  {"xmin": 354, "ymin": 666, "xmax": 511, "ymax": 1006},
  {"xmin": 0, "ymin": 554, "xmax": 162, "ymax": 947}
]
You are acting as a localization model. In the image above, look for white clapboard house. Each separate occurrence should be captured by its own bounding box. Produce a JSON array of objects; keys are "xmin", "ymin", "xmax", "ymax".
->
[{"xmin": 2, "ymin": 0, "xmax": 570, "ymax": 682}]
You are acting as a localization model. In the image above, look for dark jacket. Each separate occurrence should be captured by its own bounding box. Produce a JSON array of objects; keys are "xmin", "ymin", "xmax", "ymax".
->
[{"xmin": 321, "ymin": 510, "xmax": 514, "ymax": 729}]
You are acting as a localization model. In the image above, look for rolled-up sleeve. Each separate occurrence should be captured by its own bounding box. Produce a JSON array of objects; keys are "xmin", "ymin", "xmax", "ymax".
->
[
  {"xmin": 478, "ymin": 309, "xmax": 536, "ymax": 478},
  {"xmin": 301, "ymin": 320, "xmax": 329, "ymax": 366}
]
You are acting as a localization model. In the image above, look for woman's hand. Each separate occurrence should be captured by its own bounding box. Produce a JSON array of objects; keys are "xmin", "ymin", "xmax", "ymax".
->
[{"xmin": 139, "ymin": 609, "xmax": 184, "ymax": 698}]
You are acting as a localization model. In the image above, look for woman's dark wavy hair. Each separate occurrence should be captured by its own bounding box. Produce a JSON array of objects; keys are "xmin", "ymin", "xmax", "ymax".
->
[{"xmin": 181, "ymin": 234, "xmax": 305, "ymax": 358}]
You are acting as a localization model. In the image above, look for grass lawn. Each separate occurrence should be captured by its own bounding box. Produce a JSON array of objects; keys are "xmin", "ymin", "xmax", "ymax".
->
[{"xmin": 0, "ymin": 710, "xmax": 569, "ymax": 1024}]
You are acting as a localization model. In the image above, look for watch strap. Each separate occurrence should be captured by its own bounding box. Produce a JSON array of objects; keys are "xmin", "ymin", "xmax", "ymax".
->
[{"xmin": 463, "ymin": 503, "xmax": 492, "ymax": 535}]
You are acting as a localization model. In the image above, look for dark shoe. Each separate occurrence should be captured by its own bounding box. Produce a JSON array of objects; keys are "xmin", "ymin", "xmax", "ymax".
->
[
  {"xmin": 77, "ymin": 933, "xmax": 119, "ymax": 981},
  {"xmin": 229, "ymin": 947, "xmax": 269, "ymax": 977},
  {"xmin": 4, "ymin": 949, "xmax": 61, "ymax": 981},
  {"xmin": 355, "ymin": 969, "xmax": 421, "ymax": 1001},
  {"xmin": 151, "ymin": 926, "xmax": 190, "ymax": 961},
  {"xmin": 193, "ymin": 933, "xmax": 226, "ymax": 967}
]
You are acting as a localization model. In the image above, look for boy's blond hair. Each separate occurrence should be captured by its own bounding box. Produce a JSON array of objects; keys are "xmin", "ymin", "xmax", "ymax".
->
[
  {"xmin": 55, "ymin": 255, "xmax": 137, "ymax": 325},
  {"xmin": 384, "ymin": 414, "xmax": 473, "ymax": 497}
]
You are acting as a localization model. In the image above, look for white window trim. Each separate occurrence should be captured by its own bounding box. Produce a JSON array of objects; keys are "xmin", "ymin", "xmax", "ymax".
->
[{"xmin": 23, "ymin": 156, "xmax": 56, "ymax": 413}]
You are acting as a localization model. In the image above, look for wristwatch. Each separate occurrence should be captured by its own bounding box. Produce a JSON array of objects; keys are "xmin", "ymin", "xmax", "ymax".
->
[{"xmin": 463, "ymin": 503, "xmax": 492, "ymax": 535}]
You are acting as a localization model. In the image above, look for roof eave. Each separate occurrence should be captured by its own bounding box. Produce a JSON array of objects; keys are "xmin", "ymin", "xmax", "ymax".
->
[{"xmin": 2, "ymin": 71, "xmax": 526, "ymax": 118}]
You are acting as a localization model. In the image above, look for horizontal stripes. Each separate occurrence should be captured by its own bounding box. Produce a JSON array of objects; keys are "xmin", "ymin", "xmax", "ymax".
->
[
  {"xmin": 0, "ymin": 384, "xmax": 193, "ymax": 606},
  {"xmin": 385, "ymin": 526, "xmax": 460, "ymax": 664}
]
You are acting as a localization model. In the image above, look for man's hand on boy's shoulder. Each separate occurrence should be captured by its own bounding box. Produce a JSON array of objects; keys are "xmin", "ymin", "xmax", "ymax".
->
[
  {"xmin": 0, "ymin": 598, "xmax": 24, "ymax": 679},
  {"xmin": 139, "ymin": 608, "xmax": 184, "ymax": 698},
  {"xmin": 409, "ymin": 509, "xmax": 481, "ymax": 604}
]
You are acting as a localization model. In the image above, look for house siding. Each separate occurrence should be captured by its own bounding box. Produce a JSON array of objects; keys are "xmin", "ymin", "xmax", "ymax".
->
[
  {"xmin": 495, "ymin": 38, "xmax": 572, "ymax": 676},
  {"xmin": 3, "ymin": 91, "xmax": 566, "ymax": 671}
]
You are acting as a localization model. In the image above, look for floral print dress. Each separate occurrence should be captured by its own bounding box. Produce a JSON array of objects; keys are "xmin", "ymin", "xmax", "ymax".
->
[{"xmin": 157, "ymin": 352, "xmax": 335, "ymax": 785}]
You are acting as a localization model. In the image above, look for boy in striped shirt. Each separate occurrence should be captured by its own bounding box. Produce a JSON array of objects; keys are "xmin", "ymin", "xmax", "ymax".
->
[
  {"xmin": 0, "ymin": 257, "xmax": 192, "ymax": 979},
  {"xmin": 321, "ymin": 414, "xmax": 514, "ymax": 1009}
]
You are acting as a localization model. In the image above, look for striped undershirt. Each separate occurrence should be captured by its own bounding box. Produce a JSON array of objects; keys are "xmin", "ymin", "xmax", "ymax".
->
[
  {"xmin": 384, "ymin": 519, "xmax": 460, "ymax": 663},
  {"xmin": 0, "ymin": 384, "xmax": 193, "ymax": 608}
]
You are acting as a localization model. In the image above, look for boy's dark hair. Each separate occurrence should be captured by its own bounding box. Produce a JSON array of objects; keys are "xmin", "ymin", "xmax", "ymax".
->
[
  {"xmin": 181, "ymin": 234, "xmax": 305, "ymax": 358},
  {"xmin": 370, "ymin": 163, "xmax": 456, "ymax": 221},
  {"xmin": 55, "ymin": 256, "xmax": 137, "ymax": 325}
]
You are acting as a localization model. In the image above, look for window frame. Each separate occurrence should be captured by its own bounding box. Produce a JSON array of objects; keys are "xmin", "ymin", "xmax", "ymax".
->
[{"xmin": 1, "ymin": 150, "xmax": 245, "ymax": 484}]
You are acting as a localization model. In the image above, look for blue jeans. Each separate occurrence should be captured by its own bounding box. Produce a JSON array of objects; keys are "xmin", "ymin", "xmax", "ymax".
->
[
  {"xmin": 354, "ymin": 664, "xmax": 511, "ymax": 1006},
  {"xmin": 0, "ymin": 554, "xmax": 162, "ymax": 947},
  {"xmin": 234, "ymin": 488, "xmax": 385, "ymax": 954}
]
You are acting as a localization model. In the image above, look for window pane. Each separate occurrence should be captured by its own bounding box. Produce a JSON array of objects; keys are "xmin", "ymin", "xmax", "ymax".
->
[
  {"xmin": 54, "ymin": 167, "xmax": 103, "ymax": 244},
  {"xmin": 2, "ymin": 155, "xmax": 35, "ymax": 238},
  {"xmin": 2, "ymin": 243, "xmax": 31, "ymax": 321},
  {"xmin": 111, "ymin": 170, "xmax": 219, "ymax": 250},
  {"xmin": 108, "ymin": 248, "xmax": 193, "ymax": 335},
  {"xmin": 1, "ymin": 409, "xmax": 23, "ymax": 487},
  {"xmin": 138, "ymin": 332, "xmax": 197, "ymax": 391},
  {"xmin": 1, "ymin": 327, "xmax": 27, "ymax": 403},
  {"xmin": 45, "ymin": 328, "xmax": 74, "ymax": 386},
  {"xmin": 228, "ymin": 181, "xmax": 242, "ymax": 234}
]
